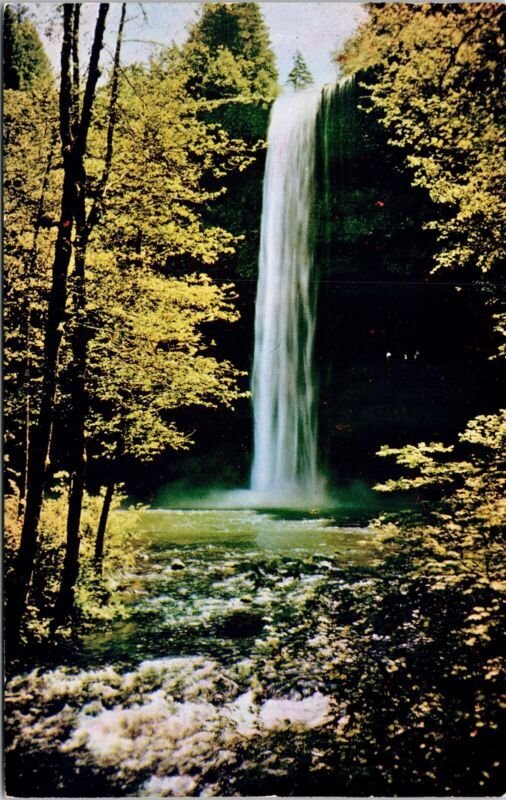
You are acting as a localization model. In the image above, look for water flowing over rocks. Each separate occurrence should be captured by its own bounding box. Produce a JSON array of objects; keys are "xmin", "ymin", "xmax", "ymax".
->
[
  {"xmin": 5, "ymin": 509, "xmax": 383, "ymax": 796},
  {"xmin": 6, "ymin": 654, "xmax": 334, "ymax": 796}
]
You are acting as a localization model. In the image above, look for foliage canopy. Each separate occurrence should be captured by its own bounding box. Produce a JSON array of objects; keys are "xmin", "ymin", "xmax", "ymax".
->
[
  {"xmin": 335, "ymin": 3, "xmax": 506, "ymax": 277},
  {"xmin": 3, "ymin": 5, "xmax": 51, "ymax": 90},
  {"xmin": 183, "ymin": 2, "xmax": 279, "ymax": 100}
]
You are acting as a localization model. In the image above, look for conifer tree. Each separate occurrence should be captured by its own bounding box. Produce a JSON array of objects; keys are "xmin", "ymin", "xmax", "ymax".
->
[
  {"xmin": 286, "ymin": 51, "xmax": 314, "ymax": 91},
  {"xmin": 3, "ymin": 5, "xmax": 51, "ymax": 90},
  {"xmin": 184, "ymin": 2, "xmax": 278, "ymax": 100}
]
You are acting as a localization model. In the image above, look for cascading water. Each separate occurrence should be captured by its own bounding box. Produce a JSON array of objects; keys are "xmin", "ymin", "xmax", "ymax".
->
[{"xmin": 250, "ymin": 88, "xmax": 324, "ymax": 504}]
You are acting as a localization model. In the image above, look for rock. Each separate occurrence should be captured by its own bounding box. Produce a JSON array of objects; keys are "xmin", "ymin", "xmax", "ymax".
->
[
  {"xmin": 214, "ymin": 611, "xmax": 264, "ymax": 638},
  {"xmin": 170, "ymin": 559, "xmax": 185, "ymax": 571}
]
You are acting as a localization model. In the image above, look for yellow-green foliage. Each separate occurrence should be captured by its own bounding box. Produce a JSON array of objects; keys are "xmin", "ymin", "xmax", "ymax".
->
[
  {"xmin": 4, "ymin": 41, "xmax": 253, "ymax": 484},
  {"xmin": 3, "ymin": 86, "xmax": 60, "ymax": 461},
  {"xmin": 375, "ymin": 441, "xmax": 475, "ymax": 492},
  {"xmin": 86, "ymin": 259, "xmax": 248, "ymax": 460},
  {"xmin": 81, "ymin": 49, "xmax": 253, "ymax": 462},
  {"xmin": 4, "ymin": 482, "xmax": 145, "ymax": 643},
  {"xmin": 88, "ymin": 49, "xmax": 257, "ymax": 270},
  {"xmin": 335, "ymin": 4, "xmax": 505, "ymax": 276},
  {"xmin": 337, "ymin": 0, "xmax": 505, "ymax": 604},
  {"xmin": 374, "ymin": 411, "xmax": 505, "ymax": 583}
]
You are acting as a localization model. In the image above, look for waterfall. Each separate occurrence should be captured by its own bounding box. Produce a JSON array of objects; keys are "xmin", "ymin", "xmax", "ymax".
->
[{"xmin": 250, "ymin": 88, "xmax": 324, "ymax": 503}]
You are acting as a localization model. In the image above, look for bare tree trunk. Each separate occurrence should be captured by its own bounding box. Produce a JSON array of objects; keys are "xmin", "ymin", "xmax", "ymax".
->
[
  {"xmin": 52, "ymin": 3, "xmax": 126, "ymax": 628},
  {"xmin": 8, "ymin": 5, "xmax": 109, "ymax": 653},
  {"xmin": 51, "ymin": 242, "xmax": 88, "ymax": 624},
  {"xmin": 18, "ymin": 130, "xmax": 58, "ymax": 519},
  {"xmin": 94, "ymin": 480, "xmax": 116, "ymax": 565}
]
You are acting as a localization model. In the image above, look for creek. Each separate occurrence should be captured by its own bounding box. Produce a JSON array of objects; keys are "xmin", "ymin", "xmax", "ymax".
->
[
  {"xmin": 81, "ymin": 507, "xmax": 384, "ymax": 670},
  {"xmin": 6, "ymin": 506, "xmax": 391, "ymax": 796}
]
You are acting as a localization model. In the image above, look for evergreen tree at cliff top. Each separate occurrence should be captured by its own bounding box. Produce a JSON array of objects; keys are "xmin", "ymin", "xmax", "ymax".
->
[
  {"xmin": 180, "ymin": 3, "xmax": 279, "ymax": 283},
  {"xmin": 183, "ymin": 2, "xmax": 279, "ymax": 100},
  {"xmin": 286, "ymin": 51, "xmax": 314, "ymax": 91},
  {"xmin": 3, "ymin": 5, "xmax": 51, "ymax": 89}
]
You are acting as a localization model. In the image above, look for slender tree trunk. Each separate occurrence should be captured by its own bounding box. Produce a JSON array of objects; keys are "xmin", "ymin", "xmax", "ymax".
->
[
  {"xmin": 52, "ymin": 3, "xmax": 125, "ymax": 628},
  {"xmin": 18, "ymin": 130, "xmax": 58, "ymax": 519},
  {"xmin": 94, "ymin": 480, "xmax": 115, "ymax": 565},
  {"xmin": 17, "ymin": 354, "xmax": 31, "ymax": 518},
  {"xmin": 8, "ymin": 5, "xmax": 109, "ymax": 652},
  {"xmin": 51, "ymin": 243, "xmax": 88, "ymax": 624},
  {"xmin": 10, "ymin": 155, "xmax": 78, "ymax": 650}
]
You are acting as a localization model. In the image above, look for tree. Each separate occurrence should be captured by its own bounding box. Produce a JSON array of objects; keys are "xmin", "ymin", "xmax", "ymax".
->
[
  {"xmin": 89, "ymin": 48, "xmax": 254, "ymax": 274},
  {"xmin": 331, "ymin": 16, "xmax": 506, "ymax": 780},
  {"xmin": 333, "ymin": 3, "xmax": 505, "ymax": 536},
  {"xmin": 8, "ymin": 3, "xmax": 109, "ymax": 650},
  {"xmin": 80, "ymin": 47, "xmax": 252, "ymax": 555},
  {"xmin": 183, "ymin": 2, "xmax": 279, "ymax": 100},
  {"xmin": 178, "ymin": 2, "xmax": 279, "ymax": 293},
  {"xmin": 86, "ymin": 267, "xmax": 246, "ymax": 560},
  {"xmin": 334, "ymin": 3, "xmax": 505, "ymax": 278},
  {"xmin": 3, "ymin": 9, "xmax": 56, "ymax": 516},
  {"xmin": 286, "ymin": 51, "xmax": 314, "ymax": 92},
  {"xmin": 4, "ymin": 3, "xmax": 256, "ymax": 647},
  {"xmin": 3, "ymin": 85, "xmax": 59, "ymax": 513},
  {"xmin": 52, "ymin": 3, "xmax": 128, "ymax": 626},
  {"xmin": 3, "ymin": 5, "xmax": 51, "ymax": 90}
]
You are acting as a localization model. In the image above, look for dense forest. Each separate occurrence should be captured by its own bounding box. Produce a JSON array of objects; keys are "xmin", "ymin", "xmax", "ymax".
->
[{"xmin": 4, "ymin": 2, "xmax": 505, "ymax": 797}]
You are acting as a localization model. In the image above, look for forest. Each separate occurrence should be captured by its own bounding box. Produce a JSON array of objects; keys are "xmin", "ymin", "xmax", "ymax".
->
[{"xmin": 3, "ymin": 2, "xmax": 505, "ymax": 797}]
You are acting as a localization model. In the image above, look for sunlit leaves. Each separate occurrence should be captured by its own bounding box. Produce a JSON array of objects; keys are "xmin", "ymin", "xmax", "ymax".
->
[
  {"xmin": 3, "ymin": 86, "xmax": 60, "ymax": 479},
  {"xmin": 87, "ymin": 53, "xmax": 256, "ymax": 274},
  {"xmin": 335, "ymin": 4, "xmax": 505, "ymax": 278},
  {"xmin": 85, "ymin": 257, "xmax": 247, "ymax": 461},
  {"xmin": 183, "ymin": 3, "xmax": 279, "ymax": 102}
]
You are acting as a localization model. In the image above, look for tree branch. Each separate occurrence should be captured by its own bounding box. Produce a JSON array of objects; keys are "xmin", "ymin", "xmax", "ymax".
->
[
  {"xmin": 70, "ymin": 5, "xmax": 80, "ymax": 141},
  {"xmin": 59, "ymin": 6, "xmax": 74, "ymax": 152},
  {"xmin": 76, "ymin": 3, "xmax": 109, "ymax": 158},
  {"xmin": 439, "ymin": 19, "xmax": 482, "ymax": 91},
  {"xmin": 85, "ymin": 3, "xmax": 126, "ymax": 241}
]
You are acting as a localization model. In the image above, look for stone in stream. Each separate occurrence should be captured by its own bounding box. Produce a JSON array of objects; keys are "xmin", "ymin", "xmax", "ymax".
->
[{"xmin": 214, "ymin": 610, "xmax": 264, "ymax": 638}]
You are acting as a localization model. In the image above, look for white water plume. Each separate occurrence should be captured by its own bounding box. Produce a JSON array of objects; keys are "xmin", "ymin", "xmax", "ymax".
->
[{"xmin": 250, "ymin": 88, "xmax": 324, "ymax": 504}]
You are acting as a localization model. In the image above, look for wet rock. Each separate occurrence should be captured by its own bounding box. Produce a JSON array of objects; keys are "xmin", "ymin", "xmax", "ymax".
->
[{"xmin": 214, "ymin": 611, "xmax": 264, "ymax": 638}]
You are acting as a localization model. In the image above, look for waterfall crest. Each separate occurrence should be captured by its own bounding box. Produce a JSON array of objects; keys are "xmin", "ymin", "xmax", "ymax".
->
[{"xmin": 250, "ymin": 88, "xmax": 324, "ymax": 504}]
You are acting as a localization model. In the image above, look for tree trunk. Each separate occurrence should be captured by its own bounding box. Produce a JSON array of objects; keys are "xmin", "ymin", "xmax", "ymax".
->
[
  {"xmin": 52, "ymin": 3, "xmax": 125, "ymax": 628},
  {"xmin": 17, "ymin": 351, "xmax": 31, "ymax": 519},
  {"xmin": 51, "ymin": 244, "xmax": 88, "ymax": 625},
  {"xmin": 7, "ymin": 5, "xmax": 109, "ymax": 653},
  {"xmin": 9, "ymin": 153, "xmax": 78, "ymax": 651},
  {"xmin": 94, "ymin": 481, "xmax": 115, "ymax": 565},
  {"xmin": 18, "ymin": 129, "xmax": 58, "ymax": 519}
]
